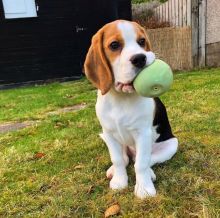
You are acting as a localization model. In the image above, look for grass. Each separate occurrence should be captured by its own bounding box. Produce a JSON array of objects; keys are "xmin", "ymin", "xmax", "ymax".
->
[{"xmin": 0, "ymin": 68, "xmax": 220, "ymax": 217}]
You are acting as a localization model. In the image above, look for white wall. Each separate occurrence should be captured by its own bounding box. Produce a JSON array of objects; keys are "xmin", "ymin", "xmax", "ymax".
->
[{"xmin": 206, "ymin": 0, "xmax": 220, "ymax": 44}]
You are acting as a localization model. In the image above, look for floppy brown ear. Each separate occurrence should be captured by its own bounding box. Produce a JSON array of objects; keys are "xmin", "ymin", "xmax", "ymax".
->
[{"xmin": 84, "ymin": 29, "xmax": 113, "ymax": 95}]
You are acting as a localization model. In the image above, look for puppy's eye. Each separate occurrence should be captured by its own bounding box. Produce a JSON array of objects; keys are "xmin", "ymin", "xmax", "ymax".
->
[
  {"xmin": 109, "ymin": 41, "xmax": 121, "ymax": 51},
  {"xmin": 137, "ymin": 38, "xmax": 146, "ymax": 47}
]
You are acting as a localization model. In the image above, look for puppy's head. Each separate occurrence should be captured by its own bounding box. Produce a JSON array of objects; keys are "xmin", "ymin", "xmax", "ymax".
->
[{"xmin": 84, "ymin": 20, "xmax": 155, "ymax": 95}]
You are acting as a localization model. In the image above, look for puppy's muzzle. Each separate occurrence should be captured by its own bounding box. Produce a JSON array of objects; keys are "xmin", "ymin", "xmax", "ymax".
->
[{"xmin": 130, "ymin": 54, "xmax": 146, "ymax": 69}]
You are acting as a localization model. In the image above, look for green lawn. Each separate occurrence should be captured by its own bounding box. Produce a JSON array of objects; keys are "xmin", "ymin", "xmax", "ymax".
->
[{"xmin": 0, "ymin": 68, "xmax": 219, "ymax": 217}]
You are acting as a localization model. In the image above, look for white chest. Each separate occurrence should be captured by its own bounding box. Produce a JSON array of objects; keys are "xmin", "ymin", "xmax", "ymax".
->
[{"xmin": 96, "ymin": 90, "xmax": 155, "ymax": 145}]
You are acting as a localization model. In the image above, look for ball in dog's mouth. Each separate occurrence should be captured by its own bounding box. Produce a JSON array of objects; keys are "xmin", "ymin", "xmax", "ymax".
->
[{"xmin": 115, "ymin": 81, "xmax": 135, "ymax": 93}]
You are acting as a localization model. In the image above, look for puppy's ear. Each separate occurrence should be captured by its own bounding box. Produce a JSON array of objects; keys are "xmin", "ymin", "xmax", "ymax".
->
[
  {"xmin": 84, "ymin": 29, "xmax": 113, "ymax": 95},
  {"xmin": 140, "ymin": 26, "xmax": 152, "ymax": 51}
]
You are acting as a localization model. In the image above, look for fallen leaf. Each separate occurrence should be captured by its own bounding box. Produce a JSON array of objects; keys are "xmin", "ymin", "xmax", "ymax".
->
[
  {"xmin": 76, "ymin": 122, "xmax": 85, "ymax": 128},
  {"xmin": 74, "ymin": 165, "xmax": 84, "ymax": 170},
  {"xmin": 64, "ymin": 94, "xmax": 74, "ymax": 99},
  {"xmin": 39, "ymin": 184, "xmax": 52, "ymax": 193},
  {"xmin": 104, "ymin": 204, "xmax": 120, "ymax": 218},
  {"xmin": 54, "ymin": 122, "xmax": 65, "ymax": 128},
  {"xmin": 87, "ymin": 185, "xmax": 95, "ymax": 194},
  {"xmin": 34, "ymin": 152, "xmax": 46, "ymax": 159}
]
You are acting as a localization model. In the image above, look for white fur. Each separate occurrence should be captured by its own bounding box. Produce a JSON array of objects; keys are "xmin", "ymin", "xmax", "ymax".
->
[{"xmin": 95, "ymin": 21, "xmax": 178, "ymax": 199}]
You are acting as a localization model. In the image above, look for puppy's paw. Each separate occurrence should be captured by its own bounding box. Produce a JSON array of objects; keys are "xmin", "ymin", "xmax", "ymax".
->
[
  {"xmin": 110, "ymin": 175, "xmax": 128, "ymax": 190},
  {"xmin": 134, "ymin": 180, "xmax": 156, "ymax": 199},
  {"xmin": 106, "ymin": 165, "xmax": 114, "ymax": 179}
]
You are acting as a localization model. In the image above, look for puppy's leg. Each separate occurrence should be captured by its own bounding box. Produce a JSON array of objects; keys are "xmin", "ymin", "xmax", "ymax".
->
[
  {"xmin": 100, "ymin": 133, "xmax": 128, "ymax": 190},
  {"xmin": 106, "ymin": 146, "xmax": 129, "ymax": 179},
  {"xmin": 150, "ymin": 137, "xmax": 178, "ymax": 167},
  {"xmin": 134, "ymin": 129, "xmax": 156, "ymax": 198}
]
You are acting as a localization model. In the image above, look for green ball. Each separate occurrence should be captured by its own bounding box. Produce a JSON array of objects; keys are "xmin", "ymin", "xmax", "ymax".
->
[{"xmin": 133, "ymin": 59, "xmax": 173, "ymax": 97}]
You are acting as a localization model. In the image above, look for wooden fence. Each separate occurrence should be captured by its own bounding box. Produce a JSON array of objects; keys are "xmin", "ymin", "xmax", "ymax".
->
[
  {"xmin": 154, "ymin": 0, "xmax": 191, "ymax": 27},
  {"xmin": 147, "ymin": 27, "xmax": 192, "ymax": 70},
  {"xmin": 153, "ymin": 0, "xmax": 207, "ymax": 67}
]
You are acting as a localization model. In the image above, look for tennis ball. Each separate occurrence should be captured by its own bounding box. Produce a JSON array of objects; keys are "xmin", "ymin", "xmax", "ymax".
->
[{"xmin": 133, "ymin": 59, "xmax": 173, "ymax": 97}]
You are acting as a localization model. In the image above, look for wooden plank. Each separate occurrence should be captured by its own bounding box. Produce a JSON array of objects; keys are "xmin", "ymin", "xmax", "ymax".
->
[
  {"xmin": 155, "ymin": 6, "xmax": 159, "ymax": 21},
  {"xmin": 162, "ymin": 4, "xmax": 166, "ymax": 22},
  {"xmin": 175, "ymin": 0, "xmax": 179, "ymax": 26},
  {"xmin": 191, "ymin": 0, "xmax": 199, "ymax": 67},
  {"xmin": 159, "ymin": 4, "xmax": 162, "ymax": 22},
  {"xmin": 164, "ymin": 3, "xmax": 167, "ymax": 22},
  {"xmin": 175, "ymin": 0, "xmax": 177, "ymax": 26},
  {"xmin": 171, "ymin": 0, "xmax": 176, "ymax": 26},
  {"xmin": 183, "ymin": 0, "xmax": 187, "ymax": 26},
  {"xmin": 165, "ymin": 1, "xmax": 169, "ymax": 22},
  {"xmin": 157, "ymin": 6, "xmax": 160, "ymax": 21},
  {"xmin": 186, "ymin": 0, "xmax": 192, "ymax": 26},
  {"xmin": 169, "ymin": 0, "xmax": 173, "ymax": 26},
  {"xmin": 160, "ymin": 5, "xmax": 163, "ymax": 22},
  {"xmin": 159, "ymin": 6, "xmax": 161, "ymax": 21},
  {"xmin": 163, "ymin": 3, "xmax": 166, "ymax": 22},
  {"xmin": 155, "ymin": 7, "xmax": 158, "ymax": 21},
  {"xmin": 198, "ymin": 0, "xmax": 206, "ymax": 66},
  {"xmin": 168, "ymin": 0, "xmax": 172, "ymax": 24},
  {"xmin": 179, "ymin": 0, "xmax": 183, "ymax": 26},
  {"xmin": 187, "ymin": 0, "xmax": 191, "ymax": 26}
]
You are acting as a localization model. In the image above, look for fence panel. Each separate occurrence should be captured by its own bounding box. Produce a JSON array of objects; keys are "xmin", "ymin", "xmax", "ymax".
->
[
  {"xmin": 154, "ymin": 0, "xmax": 191, "ymax": 27},
  {"xmin": 147, "ymin": 27, "xmax": 192, "ymax": 70}
]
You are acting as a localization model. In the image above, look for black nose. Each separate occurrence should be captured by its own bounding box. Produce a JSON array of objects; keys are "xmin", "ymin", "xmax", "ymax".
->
[{"xmin": 130, "ymin": 54, "xmax": 146, "ymax": 69}]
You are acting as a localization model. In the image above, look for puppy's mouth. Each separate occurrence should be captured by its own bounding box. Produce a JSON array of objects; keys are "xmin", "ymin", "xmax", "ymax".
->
[{"xmin": 115, "ymin": 81, "xmax": 135, "ymax": 93}]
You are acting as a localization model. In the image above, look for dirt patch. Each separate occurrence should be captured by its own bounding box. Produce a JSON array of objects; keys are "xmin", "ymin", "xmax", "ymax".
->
[
  {"xmin": 0, "ymin": 103, "xmax": 87, "ymax": 134},
  {"xmin": 47, "ymin": 103, "xmax": 87, "ymax": 115},
  {"xmin": 0, "ymin": 121, "xmax": 36, "ymax": 134}
]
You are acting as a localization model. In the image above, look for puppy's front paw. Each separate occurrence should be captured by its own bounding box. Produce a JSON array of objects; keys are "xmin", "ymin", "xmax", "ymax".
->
[
  {"xmin": 134, "ymin": 180, "xmax": 156, "ymax": 199},
  {"xmin": 110, "ymin": 175, "xmax": 128, "ymax": 190}
]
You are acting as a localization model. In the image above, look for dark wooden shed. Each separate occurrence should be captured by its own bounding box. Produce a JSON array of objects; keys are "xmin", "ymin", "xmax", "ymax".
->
[{"xmin": 0, "ymin": 0, "xmax": 131, "ymax": 87}]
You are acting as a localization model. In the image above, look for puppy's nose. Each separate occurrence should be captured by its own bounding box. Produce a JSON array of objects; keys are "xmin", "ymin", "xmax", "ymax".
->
[{"xmin": 130, "ymin": 54, "xmax": 146, "ymax": 69}]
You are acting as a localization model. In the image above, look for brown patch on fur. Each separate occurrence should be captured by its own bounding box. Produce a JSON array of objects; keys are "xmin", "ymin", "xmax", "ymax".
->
[
  {"xmin": 103, "ymin": 21, "xmax": 124, "ymax": 64},
  {"xmin": 84, "ymin": 26, "xmax": 113, "ymax": 95},
  {"xmin": 84, "ymin": 20, "xmax": 128, "ymax": 95},
  {"xmin": 132, "ymin": 21, "xmax": 152, "ymax": 51}
]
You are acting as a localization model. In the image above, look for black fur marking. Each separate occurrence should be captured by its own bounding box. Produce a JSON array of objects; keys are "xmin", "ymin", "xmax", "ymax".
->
[{"xmin": 153, "ymin": 98, "xmax": 175, "ymax": 143}]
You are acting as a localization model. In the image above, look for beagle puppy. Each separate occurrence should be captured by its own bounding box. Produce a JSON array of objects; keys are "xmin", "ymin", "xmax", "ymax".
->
[{"xmin": 84, "ymin": 20, "xmax": 178, "ymax": 199}]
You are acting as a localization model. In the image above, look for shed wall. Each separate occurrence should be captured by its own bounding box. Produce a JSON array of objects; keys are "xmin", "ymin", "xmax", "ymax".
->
[{"xmin": 0, "ymin": 0, "xmax": 131, "ymax": 85}]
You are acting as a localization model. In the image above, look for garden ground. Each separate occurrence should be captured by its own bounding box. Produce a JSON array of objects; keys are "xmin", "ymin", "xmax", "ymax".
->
[{"xmin": 0, "ymin": 68, "xmax": 219, "ymax": 217}]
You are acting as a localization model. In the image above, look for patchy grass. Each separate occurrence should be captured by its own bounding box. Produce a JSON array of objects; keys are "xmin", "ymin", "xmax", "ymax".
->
[
  {"xmin": 0, "ymin": 80, "xmax": 94, "ymax": 123},
  {"xmin": 0, "ymin": 68, "xmax": 220, "ymax": 217}
]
